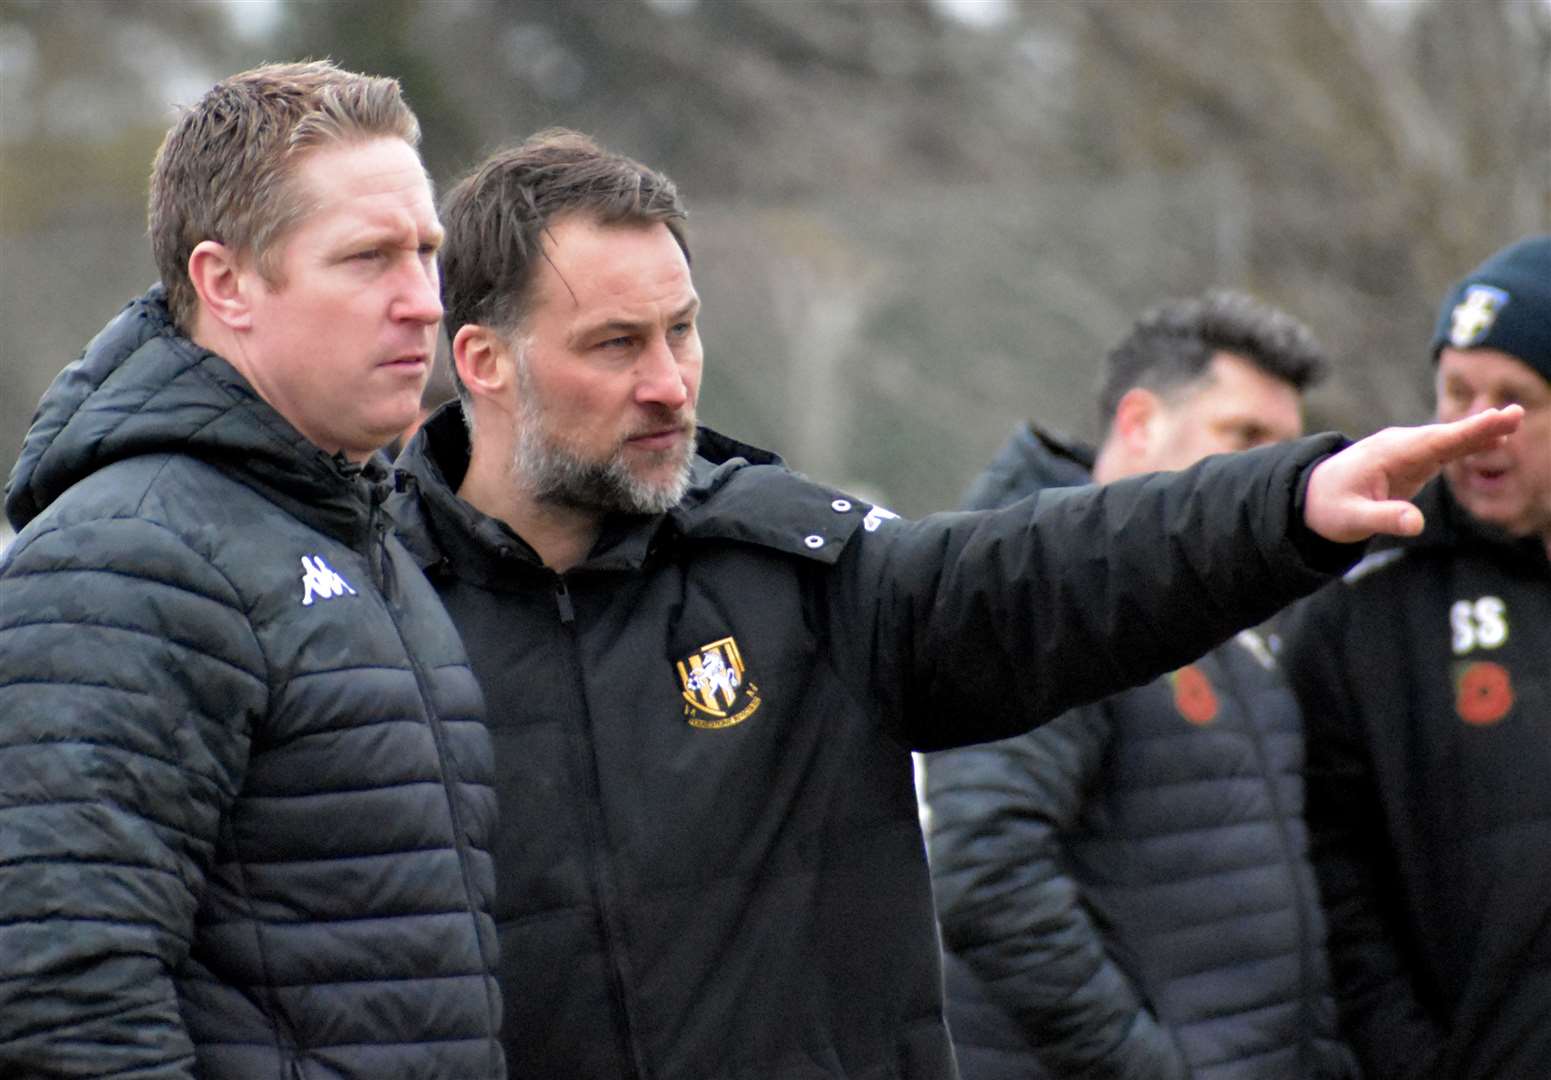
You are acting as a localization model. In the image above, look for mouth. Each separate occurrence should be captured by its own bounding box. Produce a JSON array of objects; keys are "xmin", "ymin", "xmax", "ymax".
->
[
  {"xmin": 626, "ymin": 421, "xmax": 693, "ymax": 452},
  {"xmin": 380, "ymin": 353, "xmax": 429, "ymax": 372},
  {"xmin": 1455, "ymin": 459, "xmax": 1513, "ymax": 491}
]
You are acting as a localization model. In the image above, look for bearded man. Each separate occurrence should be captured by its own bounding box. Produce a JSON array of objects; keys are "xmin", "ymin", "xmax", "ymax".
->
[{"xmin": 388, "ymin": 128, "xmax": 1520, "ymax": 1080}]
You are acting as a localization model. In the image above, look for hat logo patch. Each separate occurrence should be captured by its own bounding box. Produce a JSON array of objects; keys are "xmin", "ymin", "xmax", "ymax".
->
[
  {"xmin": 1448, "ymin": 284, "xmax": 1508, "ymax": 348},
  {"xmin": 677, "ymin": 636, "xmax": 762, "ymax": 729}
]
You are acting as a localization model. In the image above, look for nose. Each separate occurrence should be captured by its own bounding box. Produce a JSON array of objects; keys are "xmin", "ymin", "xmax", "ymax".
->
[
  {"xmin": 1452, "ymin": 392, "xmax": 1498, "ymax": 420},
  {"xmin": 394, "ymin": 257, "xmax": 444, "ymax": 326},
  {"xmin": 635, "ymin": 337, "xmax": 689, "ymax": 410}
]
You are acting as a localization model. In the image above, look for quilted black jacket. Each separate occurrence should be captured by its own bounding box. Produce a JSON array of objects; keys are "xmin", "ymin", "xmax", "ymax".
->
[
  {"xmin": 0, "ymin": 289, "xmax": 504, "ymax": 1078},
  {"xmin": 927, "ymin": 423, "xmax": 1355, "ymax": 1080}
]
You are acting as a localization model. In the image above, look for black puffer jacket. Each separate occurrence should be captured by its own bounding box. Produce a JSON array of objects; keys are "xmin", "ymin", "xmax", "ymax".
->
[
  {"xmin": 391, "ymin": 405, "xmax": 1357, "ymax": 1080},
  {"xmin": 0, "ymin": 290, "xmax": 504, "ymax": 1078},
  {"xmin": 927, "ymin": 424, "xmax": 1355, "ymax": 1080},
  {"xmin": 1281, "ymin": 480, "xmax": 1551, "ymax": 1080}
]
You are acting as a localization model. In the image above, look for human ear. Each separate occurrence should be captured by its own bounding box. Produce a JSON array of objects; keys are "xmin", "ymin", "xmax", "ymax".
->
[
  {"xmin": 1112, "ymin": 387, "xmax": 1162, "ymax": 457},
  {"xmin": 187, "ymin": 240, "xmax": 253, "ymax": 331},
  {"xmin": 453, "ymin": 324, "xmax": 515, "ymax": 402}
]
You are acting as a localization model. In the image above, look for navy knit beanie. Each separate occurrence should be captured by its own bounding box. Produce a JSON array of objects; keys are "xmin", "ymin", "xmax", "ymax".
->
[{"xmin": 1431, "ymin": 234, "xmax": 1551, "ymax": 385}]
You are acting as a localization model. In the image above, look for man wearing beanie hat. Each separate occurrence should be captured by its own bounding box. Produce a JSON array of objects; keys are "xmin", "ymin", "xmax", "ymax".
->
[{"xmin": 1281, "ymin": 235, "xmax": 1551, "ymax": 1080}]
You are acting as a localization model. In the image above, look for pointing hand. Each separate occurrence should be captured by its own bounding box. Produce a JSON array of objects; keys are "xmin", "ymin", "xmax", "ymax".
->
[{"xmin": 1303, "ymin": 406, "xmax": 1524, "ymax": 543}]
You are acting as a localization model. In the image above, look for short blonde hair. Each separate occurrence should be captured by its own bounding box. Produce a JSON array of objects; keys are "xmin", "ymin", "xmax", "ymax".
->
[{"xmin": 148, "ymin": 60, "xmax": 421, "ymax": 331}]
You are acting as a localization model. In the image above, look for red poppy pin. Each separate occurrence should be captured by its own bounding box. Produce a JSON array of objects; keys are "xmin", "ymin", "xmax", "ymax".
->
[
  {"xmin": 1455, "ymin": 660, "xmax": 1514, "ymax": 726},
  {"xmin": 1172, "ymin": 665, "xmax": 1219, "ymax": 726}
]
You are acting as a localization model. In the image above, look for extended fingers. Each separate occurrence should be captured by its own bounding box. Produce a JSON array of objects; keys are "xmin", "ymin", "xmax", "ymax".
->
[
  {"xmin": 1369, "ymin": 405, "xmax": 1523, "ymax": 493},
  {"xmin": 1425, "ymin": 405, "xmax": 1524, "ymax": 461}
]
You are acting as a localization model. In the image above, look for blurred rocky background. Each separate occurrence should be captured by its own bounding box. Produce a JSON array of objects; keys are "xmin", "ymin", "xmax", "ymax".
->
[{"xmin": 2, "ymin": 0, "xmax": 1547, "ymax": 533}]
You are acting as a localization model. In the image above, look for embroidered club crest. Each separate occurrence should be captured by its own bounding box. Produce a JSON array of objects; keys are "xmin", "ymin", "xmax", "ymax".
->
[
  {"xmin": 677, "ymin": 636, "xmax": 762, "ymax": 729},
  {"xmin": 1448, "ymin": 284, "xmax": 1509, "ymax": 348}
]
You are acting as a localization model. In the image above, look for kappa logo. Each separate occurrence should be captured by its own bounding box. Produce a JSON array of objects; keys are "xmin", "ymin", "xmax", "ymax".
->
[
  {"xmin": 1448, "ymin": 285, "xmax": 1509, "ymax": 348},
  {"xmin": 299, "ymin": 555, "xmax": 357, "ymax": 607},
  {"xmin": 676, "ymin": 636, "xmax": 762, "ymax": 729}
]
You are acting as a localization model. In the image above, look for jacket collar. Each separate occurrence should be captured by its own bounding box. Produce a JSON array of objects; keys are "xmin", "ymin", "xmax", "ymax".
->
[
  {"xmin": 393, "ymin": 402, "xmax": 877, "ymax": 576},
  {"xmin": 958, "ymin": 421, "xmax": 1094, "ymax": 511},
  {"xmin": 1011, "ymin": 423, "xmax": 1096, "ymax": 490},
  {"xmin": 5, "ymin": 286, "xmax": 381, "ymax": 545},
  {"xmin": 1399, "ymin": 478, "xmax": 1550, "ymax": 572}
]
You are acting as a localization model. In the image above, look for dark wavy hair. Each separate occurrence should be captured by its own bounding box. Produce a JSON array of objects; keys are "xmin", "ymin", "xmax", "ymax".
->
[
  {"xmin": 438, "ymin": 128, "xmax": 690, "ymax": 405},
  {"xmin": 1096, "ymin": 290, "xmax": 1329, "ymax": 434}
]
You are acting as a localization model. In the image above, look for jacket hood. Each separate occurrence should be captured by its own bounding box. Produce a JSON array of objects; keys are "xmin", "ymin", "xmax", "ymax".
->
[
  {"xmin": 5, "ymin": 287, "xmax": 379, "ymax": 538},
  {"xmin": 959, "ymin": 422, "xmax": 1095, "ymax": 511},
  {"xmin": 392, "ymin": 401, "xmax": 878, "ymax": 573}
]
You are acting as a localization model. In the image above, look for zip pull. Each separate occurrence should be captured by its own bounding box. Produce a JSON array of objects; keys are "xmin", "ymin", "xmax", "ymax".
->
[
  {"xmin": 331, "ymin": 449, "xmax": 365, "ymax": 478},
  {"xmin": 365, "ymin": 482, "xmax": 391, "ymax": 597},
  {"xmin": 371, "ymin": 518, "xmax": 392, "ymax": 599},
  {"xmin": 554, "ymin": 578, "xmax": 576, "ymax": 625}
]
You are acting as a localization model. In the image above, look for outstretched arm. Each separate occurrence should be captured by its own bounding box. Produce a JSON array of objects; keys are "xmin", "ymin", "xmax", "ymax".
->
[{"xmin": 1303, "ymin": 405, "xmax": 1522, "ymax": 542}]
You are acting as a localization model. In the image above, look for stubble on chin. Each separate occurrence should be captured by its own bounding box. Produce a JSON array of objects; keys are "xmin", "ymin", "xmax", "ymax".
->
[{"xmin": 513, "ymin": 420, "xmax": 694, "ymax": 516}]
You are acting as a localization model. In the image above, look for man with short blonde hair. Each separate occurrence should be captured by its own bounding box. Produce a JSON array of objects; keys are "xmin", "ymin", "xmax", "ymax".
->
[
  {"xmin": 0, "ymin": 61, "xmax": 504, "ymax": 1078},
  {"xmin": 150, "ymin": 59, "xmax": 422, "ymax": 332}
]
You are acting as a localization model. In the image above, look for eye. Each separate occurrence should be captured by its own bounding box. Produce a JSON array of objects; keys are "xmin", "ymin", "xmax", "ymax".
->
[
  {"xmin": 348, "ymin": 248, "xmax": 384, "ymax": 263},
  {"xmin": 1442, "ymin": 381, "xmax": 1474, "ymax": 405}
]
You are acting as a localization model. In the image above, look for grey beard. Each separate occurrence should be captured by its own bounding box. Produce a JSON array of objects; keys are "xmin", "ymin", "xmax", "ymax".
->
[
  {"xmin": 513, "ymin": 416, "xmax": 693, "ymax": 516},
  {"xmin": 507, "ymin": 336, "xmax": 694, "ymax": 515}
]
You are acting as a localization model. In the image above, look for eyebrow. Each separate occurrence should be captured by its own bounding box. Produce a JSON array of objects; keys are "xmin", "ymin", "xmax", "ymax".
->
[
  {"xmin": 338, "ymin": 215, "xmax": 445, "ymax": 250},
  {"xmin": 572, "ymin": 298, "xmax": 700, "ymax": 343}
]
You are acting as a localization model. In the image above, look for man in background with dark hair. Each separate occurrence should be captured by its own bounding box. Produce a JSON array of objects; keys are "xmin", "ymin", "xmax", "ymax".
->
[
  {"xmin": 0, "ymin": 62, "xmax": 503, "ymax": 1077},
  {"xmin": 927, "ymin": 291, "xmax": 1359, "ymax": 1079},
  {"xmin": 1281, "ymin": 234, "xmax": 1551, "ymax": 1080},
  {"xmin": 391, "ymin": 128, "xmax": 1517, "ymax": 1079}
]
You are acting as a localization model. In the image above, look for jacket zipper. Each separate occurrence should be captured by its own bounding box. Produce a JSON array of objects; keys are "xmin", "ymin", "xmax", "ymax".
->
[
  {"xmin": 554, "ymin": 574, "xmax": 650, "ymax": 1079},
  {"xmin": 378, "ymin": 547, "xmax": 503, "ymax": 1073},
  {"xmin": 367, "ymin": 483, "xmax": 391, "ymax": 600}
]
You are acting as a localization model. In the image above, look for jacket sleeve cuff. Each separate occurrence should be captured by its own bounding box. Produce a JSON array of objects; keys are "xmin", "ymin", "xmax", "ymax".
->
[{"xmin": 1287, "ymin": 439, "xmax": 1370, "ymax": 575}]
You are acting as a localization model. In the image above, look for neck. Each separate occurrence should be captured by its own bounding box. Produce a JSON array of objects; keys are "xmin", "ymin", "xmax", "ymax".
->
[
  {"xmin": 191, "ymin": 312, "xmax": 367, "ymax": 463},
  {"xmin": 1090, "ymin": 438, "xmax": 1127, "ymax": 485},
  {"xmin": 457, "ymin": 435, "xmax": 601, "ymax": 573}
]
